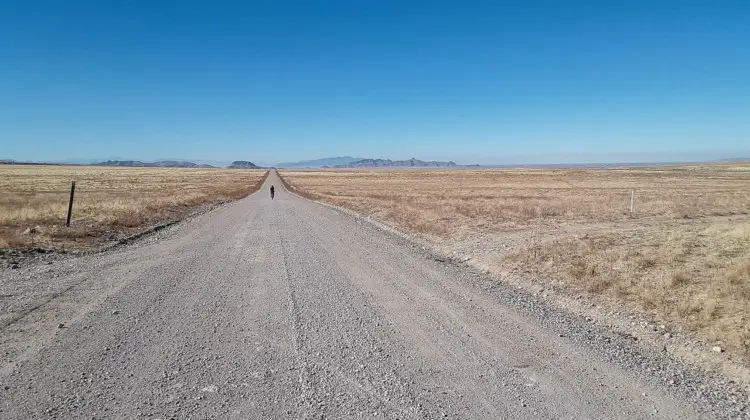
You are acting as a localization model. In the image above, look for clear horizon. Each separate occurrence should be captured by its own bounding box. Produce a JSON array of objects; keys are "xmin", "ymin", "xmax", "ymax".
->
[
  {"xmin": 4, "ymin": 152, "xmax": 749, "ymax": 168},
  {"xmin": 2, "ymin": 1, "xmax": 749, "ymax": 164}
]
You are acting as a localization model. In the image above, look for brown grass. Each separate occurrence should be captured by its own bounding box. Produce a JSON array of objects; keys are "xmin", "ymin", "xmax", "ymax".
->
[
  {"xmin": 280, "ymin": 163, "xmax": 750, "ymax": 359},
  {"xmin": 280, "ymin": 165, "xmax": 750, "ymax": 239},
  {"xmin": 0, "ymin": 165, "xmax": 267, "ymax": 249},
  {"xmin": 506, "ymin": 223, "xmax": 750, "ymax": 356}
]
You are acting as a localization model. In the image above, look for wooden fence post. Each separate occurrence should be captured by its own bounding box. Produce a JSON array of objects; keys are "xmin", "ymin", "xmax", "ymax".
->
[
  {"xmin": 630, "ymin": 189, "xmax": 636, "ymax": 214},
  {"xmin": 66, "ymin": 181, "xmax": 76, "ymax": 227}
]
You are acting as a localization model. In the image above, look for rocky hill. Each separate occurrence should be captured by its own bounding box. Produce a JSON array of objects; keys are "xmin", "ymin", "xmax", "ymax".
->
[
  {"xmin": 334, "ymin": 158, "xmax": 457, "ymax": 168},
  {"xmin": 276, "ymin": 156, "xmax": 365, "ymax": 168},
  {"xmin": 94, "ymin": 160, "xmax": 216, "ymax": 168},
  {"xmin": 228, "ymin": 161, "xmax": 262, "ymax": 169}
]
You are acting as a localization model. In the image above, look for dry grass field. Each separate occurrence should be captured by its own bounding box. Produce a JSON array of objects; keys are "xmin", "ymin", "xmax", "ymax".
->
[
  {"xmin": 281, "ymin": 163, "xmax": 750, "ymax": 359},
  {"xmin": 0, "ymin": 165, "xmax": 267, "ymax": 249}
]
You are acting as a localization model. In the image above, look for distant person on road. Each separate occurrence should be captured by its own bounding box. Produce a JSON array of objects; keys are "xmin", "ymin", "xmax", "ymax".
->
[{"xmin": 270, "ymin": 185, "xmax": 275, "ymax": 200}]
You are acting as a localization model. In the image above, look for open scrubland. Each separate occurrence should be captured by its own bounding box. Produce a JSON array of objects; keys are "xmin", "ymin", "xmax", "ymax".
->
[
  {"xmin": 0, "ymin": 165, "xmax": 267, "ymax": 249},
  {"xmin": 6, "ymin": 171, "xmax": 740, "ymax": 418},
  {"xmin": 280, "ymin": 164, "xmax": 750, "ymax": 360}
]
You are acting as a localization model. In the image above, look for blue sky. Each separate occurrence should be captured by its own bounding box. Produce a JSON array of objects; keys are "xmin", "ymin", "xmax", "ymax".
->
[{"xmin": 1, "ymin": 1, "xmax": 748, "ymax": 165}]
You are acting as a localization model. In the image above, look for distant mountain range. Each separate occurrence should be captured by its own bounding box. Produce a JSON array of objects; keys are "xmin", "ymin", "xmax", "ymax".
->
[
  {"xmin": 718, "ymin": 158, "xmax": 750, "ymax": 162},
  {"xmin": 228, "ymin": 161, "xmax": 263, "ymax": 169},
  {"xmin": 332, "ymin": 158, "xmax": 458, "ymax": 168},
  {"xmin": 94, "ymin": 160, "xmax": 217, "ymax": 168},
  {"xmin": 276, "ymin": 156, "xmax": 461, "ymax": 168},
  {"xmin": 275, "ymin": 156, "xmax": 365, "ymax": 168},
  {"xmin": 1, "ymin": 158, "xmax": 263, "ymax": 169},
  {"xmin": 4, "ymin": 156, "xmax": 748, "ymax": 169},
  {"xmin": 44, "ymin": 157, "xmax": 233, "ymax": 167}
]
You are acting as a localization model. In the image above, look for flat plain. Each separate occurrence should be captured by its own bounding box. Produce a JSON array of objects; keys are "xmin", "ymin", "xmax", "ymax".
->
[
  {"xmin": 4, "ymin": 171, "xmax": 733, "ymax": 418},
  {"xmin": 280, "ymin": 163, "xmax": 750, "ymax": 360},
  {"xmin": 0, "ymin": 165, "xmax": 267, "ymax": 249}
]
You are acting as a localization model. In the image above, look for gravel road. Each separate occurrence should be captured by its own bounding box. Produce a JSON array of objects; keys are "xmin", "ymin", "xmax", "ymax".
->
[{"xmin": 0, "ymin": 172, "xmax": 745, "ymax": 419}]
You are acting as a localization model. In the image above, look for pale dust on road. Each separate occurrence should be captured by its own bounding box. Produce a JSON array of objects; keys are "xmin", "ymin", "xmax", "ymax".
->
[{"xmin": 0, "ymin": 171, "xmax": 706, "ymax": 419}]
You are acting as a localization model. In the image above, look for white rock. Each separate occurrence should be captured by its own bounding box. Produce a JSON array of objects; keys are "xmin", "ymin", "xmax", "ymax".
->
[{"xmin": 201, "ymin": 385, "xmax": 218, "ymax": 393}]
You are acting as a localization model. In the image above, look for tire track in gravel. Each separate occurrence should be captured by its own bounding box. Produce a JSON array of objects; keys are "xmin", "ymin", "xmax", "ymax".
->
[
  {"xmin": 278, "ymin": 232, "xmax": 313, "ymax": 419},
  {"xmin": 278, "ymin": 203, "xmax": 429, "ymax": 419}
]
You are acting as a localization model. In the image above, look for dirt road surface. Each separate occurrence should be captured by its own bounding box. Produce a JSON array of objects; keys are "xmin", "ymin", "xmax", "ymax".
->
[{"xmin": 0, "ymin": 172, "xmax": 733, "ymax": 418}]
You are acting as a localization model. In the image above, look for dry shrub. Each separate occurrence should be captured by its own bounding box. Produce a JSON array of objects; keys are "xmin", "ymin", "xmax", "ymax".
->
[
  {"xmin": 670, "ymin": 272, "xmax": 690, "ymax": 287},
  {"xmin": 728, "ymin": 261, "xmax": 750, "ymax": 284},
  {"xmin": 727, "ymin": 261, "xmax": 750, "ymax": 299},
  {"xmin": 635, "ymin": 255, "xmax": 658, "ymax": 269}
]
